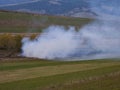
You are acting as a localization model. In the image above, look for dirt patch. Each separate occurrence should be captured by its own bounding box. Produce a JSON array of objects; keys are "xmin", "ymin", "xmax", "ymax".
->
[{"xmin": 0, "ymin": 50, "xmax": 20, "ymax": 58}]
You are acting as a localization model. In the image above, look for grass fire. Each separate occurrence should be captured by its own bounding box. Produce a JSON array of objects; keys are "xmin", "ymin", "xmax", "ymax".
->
[{"xmin": 0, "ymin": 0, "xmax": 120, "ymax": 90}]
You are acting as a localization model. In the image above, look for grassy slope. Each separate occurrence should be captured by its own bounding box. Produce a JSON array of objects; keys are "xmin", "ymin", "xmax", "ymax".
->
[
  {"xmin": 0, "ymin": 11, "xmax": 119, "ymax": 90},
  {"xmin": 0, "ymin": 11, "xmax": 91, "ymax": 33},
  {"xmin": 0, "ymin": 59, "xmax": 120, "ymax": 90}
]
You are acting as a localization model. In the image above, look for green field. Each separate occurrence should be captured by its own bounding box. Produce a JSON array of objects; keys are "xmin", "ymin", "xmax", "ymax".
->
[
  {"xmin": 0, "ymin": 11, "xmax": 120, "ymax": 90},
  {"xmin": 0, "ymin": 59, "xmax": 120, "ymax": 90},
  {"xmin": 0, "ymin": 11, "xmax": 91, "ymax": 33}
]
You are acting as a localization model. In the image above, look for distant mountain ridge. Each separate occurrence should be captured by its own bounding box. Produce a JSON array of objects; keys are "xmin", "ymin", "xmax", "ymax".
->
[
  {"xmin": 0, "ymin": 0, "xmax": 97, "ymax": 18},
  {"xmin": 0, "ymin": 0, "xmax": 119, "ymax": 18}
]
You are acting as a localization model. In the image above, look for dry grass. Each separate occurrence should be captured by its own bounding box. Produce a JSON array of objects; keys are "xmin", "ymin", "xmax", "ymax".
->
[{"xmin": 49, "ymin": 71, "xmax": 120, "ymax": 90}]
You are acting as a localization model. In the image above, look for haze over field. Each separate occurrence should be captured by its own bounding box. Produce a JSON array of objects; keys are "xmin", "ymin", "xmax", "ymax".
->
[{"xmin": 21, "ymin": 0, "xmax": 120, "ymax": 60}]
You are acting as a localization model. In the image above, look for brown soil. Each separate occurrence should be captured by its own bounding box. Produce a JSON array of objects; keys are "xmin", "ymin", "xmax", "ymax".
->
[{"xmin": 0, "ymin": 50, "xmax": 22, "ymax": 59}]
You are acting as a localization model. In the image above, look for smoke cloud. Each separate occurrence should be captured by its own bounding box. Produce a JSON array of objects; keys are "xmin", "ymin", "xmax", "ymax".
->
[
  {"xmin": 21, "ymin": 0, "xmax": 120, "ymax": 60},
  {"xmin": 22, "ymin": 26, "xmax": 80, "ymax": 59}
]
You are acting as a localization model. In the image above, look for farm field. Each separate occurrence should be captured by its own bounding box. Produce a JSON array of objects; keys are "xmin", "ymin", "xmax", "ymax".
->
[
  {"xmin": 0, "ymin": 58, "xmax": 120, "ymax": 90},
  {"xmin": 0, "ymin": 10, "xmax": 91, "ymax": 33},
  {"xmin": 0, "ymin": 10, "xmax": 120, "ymax": 90},
  {"xmin": 0, "ymin": 10, "xmax": 91, "ymax": 58}
]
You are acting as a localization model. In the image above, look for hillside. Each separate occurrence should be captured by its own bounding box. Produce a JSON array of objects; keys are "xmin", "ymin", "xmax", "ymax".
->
[
  {"xmin": 1, "ymin": 0, "xmax": 119, "ymax": 18},
  {"xmin": 0, "ymin": 10, "xmax": 91, "ymax": 33},
  {"xmin": 0, "ymin": 0, "xmax": 97, "ymax": 18}
]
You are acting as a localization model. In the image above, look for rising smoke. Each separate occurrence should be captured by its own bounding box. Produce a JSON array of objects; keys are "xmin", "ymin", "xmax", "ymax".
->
[{"xmin": 22, "ymin": 0, "xmax": 120, "ymax": 60}]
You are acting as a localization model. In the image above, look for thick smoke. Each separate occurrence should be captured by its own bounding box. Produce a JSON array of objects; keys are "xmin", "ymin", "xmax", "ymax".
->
[
  {"xmin": 22, "ymin": 26, "xmax": 80, "ymax": 59},
  {"xmin": 22, "ymin": 0, "xmax": 120, "ymax": 60},
  {"xmin": 22, "ymin": 22, "xmax": 120, "ymax": 60}
]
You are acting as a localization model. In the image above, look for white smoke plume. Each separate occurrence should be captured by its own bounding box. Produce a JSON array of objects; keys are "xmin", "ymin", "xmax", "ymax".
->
[
  {"xmin": 22, "ymin": 21, "xmax": 120, "ymax": 60},
  {"xmin": 21, "ymin": 0, "xmax": 120, "ymax": 60},
  {"xmin": 22, "ymin": 26, "xmax": 80, "ymax": 59}
]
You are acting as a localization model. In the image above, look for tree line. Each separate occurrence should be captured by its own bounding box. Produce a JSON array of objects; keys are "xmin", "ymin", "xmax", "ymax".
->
[{"xmin": 0, "ymin": 34, "xmax": 37, "ymax": 52}]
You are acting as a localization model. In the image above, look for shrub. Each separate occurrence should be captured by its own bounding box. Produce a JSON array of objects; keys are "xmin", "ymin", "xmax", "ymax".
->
[
  {"xmin": 0, "ymin": 34, "xmax": 21, "ymax": 51},
  {"xmin": 0, "ymin": 34, "xmax": 16, "ymax": 50},
  {"xmin": 14, "ymin": 35, "xmax": 23, "ymax": 52},
  {"xmin": 0, "ymin": 34, "xmax": 37, "ymax": 52}
]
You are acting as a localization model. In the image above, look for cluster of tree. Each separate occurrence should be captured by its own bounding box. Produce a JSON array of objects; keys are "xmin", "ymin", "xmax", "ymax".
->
[{"xmin": 0, "ymin": 34, "xmax": 37, "ymax": 52}]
